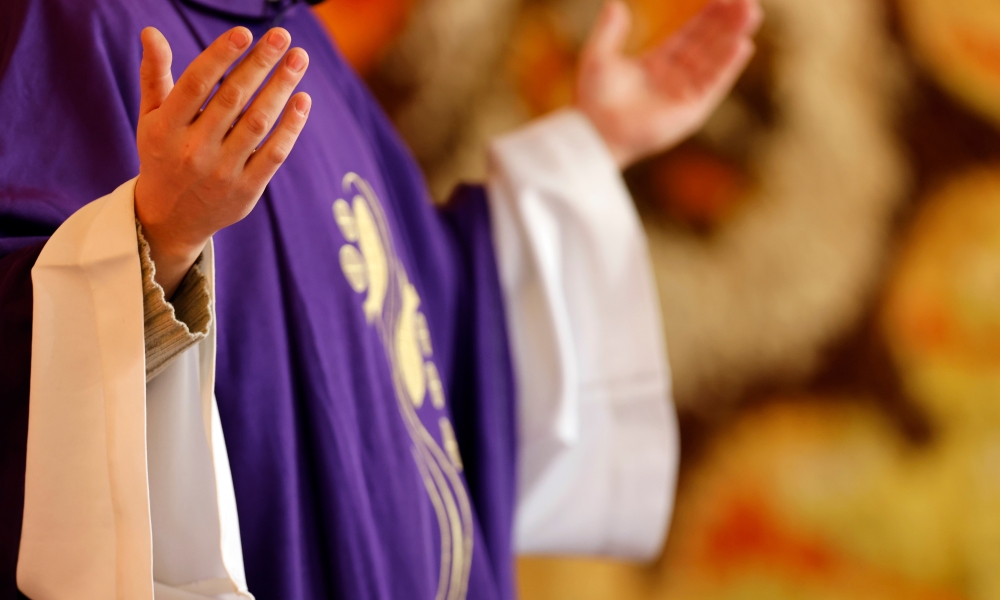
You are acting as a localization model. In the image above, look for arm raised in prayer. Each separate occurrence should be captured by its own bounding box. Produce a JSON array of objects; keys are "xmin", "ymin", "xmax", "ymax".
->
[
  {"xmin": 576, "ymin": 0, "xmax": 762, "ymax": 169},
  {"xmin": 490, "ymin": 110, "xmax": 678, "ymax": 559},
  {"xmin": 487, "ymin": 0, "xmax": 762, "ymax": 558},
  {"xmin": 134, "ymin": 26, "xmax": 312, "ymax": 298}
]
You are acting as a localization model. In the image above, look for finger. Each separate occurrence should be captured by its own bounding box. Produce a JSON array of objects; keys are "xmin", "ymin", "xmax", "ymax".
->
[
  {"xmin": 682, "ymin": 26, "xmax": 745, "ymax": 87},
  {"xmin": 716, "ymin": 38, "xmax": 755, "ymax": 93},
  {"xmin": 722, "ymin": 0, "xmax": 765, "ymax": 38},
  {"xmin": 582, "ymin": 1, "xmax": 632, "ymax": 63},
  {"xmin": 243, "ymin": 92, "xmax": 311, "ymax": 188},
  {"xmin": 745, "ymin": 0, "xmax": 765, "ymax": 36},
  {"xmin": 225, "ymin": 48, "xmax": 308, "ymax": 160},
  {"xmin": 139, "ymin": 27, "xmax": 174, "ymax": 117},
  {"xmin": 646, "ymin": 0, "xmax": 753, "ymax": 86},
  {"xmin": 198, "ymin": 28, "xmax": 292, "ymax": 138},
  {"xmin": 161, "ymin": 26, "xmax": 253, "ymax": 126},
  {"xmin": 656, "ymin": 0, "xmax": 753, "ymax": 68},
  {"xmin": 694, "ymin": 38, "xmax": 754, "ymax": 104},
  {"xmin": 652, "ymin": 24, "xmax": 752, "ymax": 99},
  {"xmin": 687, "ymin": 0, "xmax": 759, "ymax": 43}
]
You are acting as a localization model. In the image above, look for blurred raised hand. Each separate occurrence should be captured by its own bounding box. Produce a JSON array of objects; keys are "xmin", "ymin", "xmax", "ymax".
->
[{"xmin": 576, "ymin": 0, "xmax": 762, "ymax": 168}]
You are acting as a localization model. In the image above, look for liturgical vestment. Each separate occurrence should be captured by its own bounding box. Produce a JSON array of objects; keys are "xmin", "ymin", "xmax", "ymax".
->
[{"xmin": 0, "ymin": 0, "xmax": 678, "ymax": 598}]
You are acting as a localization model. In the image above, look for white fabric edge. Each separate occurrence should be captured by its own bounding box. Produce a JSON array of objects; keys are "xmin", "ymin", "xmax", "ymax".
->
[
  {"xmin": 195, "ymin": 239, "xmax": 251, "ymax": 597},
  {"xmin": 19, "ymin": 178, "xmax": 249, "ymax": 599},
  {"xmin": 145, "ymin": 241, "xmax": 251, "ymax": 599},
  {"xmin": 487, "ymin": 109, "xmax": 679, "ymax": 559},
  {"xmin": 21, "ymin": 178, "xmax": 153, "ymax": 599}
]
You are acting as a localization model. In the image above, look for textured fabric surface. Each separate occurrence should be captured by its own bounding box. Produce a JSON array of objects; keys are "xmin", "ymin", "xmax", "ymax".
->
[{"xmin": 137, "ymin": 220, "xmax": 211, "ymax": 382}]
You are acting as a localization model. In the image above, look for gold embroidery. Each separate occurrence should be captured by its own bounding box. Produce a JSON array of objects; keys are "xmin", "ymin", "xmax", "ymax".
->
[
  {"xmin": 426, "ymin": 361, "xmax": 446, "ymax": 410},
  {"xmin": 396, "ymin": 281, "xmax": 427, "ymax": 408},
  {"xmin": 439, "ymin": 417, "xmax": 464, "ymax": 471},
  {"xmin": 419, "ymin": 426, "xmax": 474, "ymax": 600},
  {"xmin": 413, "ymin": 448, "xmax": 452, "ymax": 600},
  {"xmin": 354, "ymin": 195, "xmax": 388, "ymax": 323},
  {"xmin": 337, "ymin": 172, "xmax": 473, "ymax": 600},
  {"xmin": 423, "ymin": 447, "xmax": 465, "ymax": 599},
  {"xmin": 415, "ymin": 311, "xmax": 433, "ymax": 357},
  {"xmin": 332, "ymin": 198, "xmax": 359, "ymax": 242},
  {"xmin": 339, "ymin": 245, "xmax": 368, "ymax": 293}
]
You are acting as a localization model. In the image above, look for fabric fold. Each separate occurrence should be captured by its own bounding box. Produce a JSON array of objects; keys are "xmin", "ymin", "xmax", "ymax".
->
[
  {"xmin": 19, "ymin": 178, "xmax": 248, "ymax": 599},
  {"xmin": 137, "ymin": 220, "xmax": 211, "ymax": 382},
  {"xmin": 488, "ymin": 109, "xmax": 679, "ymax": 560},
  {"xmin": 20, "ymin": 178, "xmax": 152, "ymax": 599}
]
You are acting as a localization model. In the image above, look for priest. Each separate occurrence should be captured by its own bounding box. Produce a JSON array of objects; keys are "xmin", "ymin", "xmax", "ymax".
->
[{"xmin": 0, "ymin": 0, "xmax": 760, "ymax": 598}]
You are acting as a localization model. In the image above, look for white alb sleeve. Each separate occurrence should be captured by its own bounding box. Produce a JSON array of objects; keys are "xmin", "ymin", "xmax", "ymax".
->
[
  {"xmin": 21, "ymin": 179, "xmax": 249, "ymax": 600},
  {"xmin": 487, "ymin": 109, "xmax": 679, "ymax": 560}
]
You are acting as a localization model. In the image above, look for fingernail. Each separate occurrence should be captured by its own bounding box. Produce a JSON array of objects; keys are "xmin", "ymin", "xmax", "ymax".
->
[
  {"xmin": 267, "ymin": 30, "xmax": 288, "ymax": 49},
  {"xmin": 229, "ymin": 28, "xmax": 250, "ymax": 49},
  {"xmin": 295, "ymin": 95, "xmax": 310, "ymax": 115},
  {"xmin": 287, "ymin": 50, "xmax": 306, "ymax": 72}
]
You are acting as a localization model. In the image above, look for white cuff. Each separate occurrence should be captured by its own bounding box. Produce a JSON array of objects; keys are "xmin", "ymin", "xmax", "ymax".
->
[
  {"xmin": 21, "ymin": 179, "xmax": 249, "ymax": 599},
  {"xmin": 487, "ymin": 109, "xmax": 679, "ymax": 559}
]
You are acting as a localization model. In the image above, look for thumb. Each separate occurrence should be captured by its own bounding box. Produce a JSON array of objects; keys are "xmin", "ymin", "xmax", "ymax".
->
[
  {"xmin": 583, "ymin": 1, "xmax": 633, "ymax": 62},
  {"xmin": 139, "ymin": 27, "xmax": 174, "ymax": 117}
]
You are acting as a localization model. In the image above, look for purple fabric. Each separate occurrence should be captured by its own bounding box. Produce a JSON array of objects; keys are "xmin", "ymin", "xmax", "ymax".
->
[
  {"xmin": 0, "ymin": 244, "xmax": 42, "ymax": 600},
  {"xmin": 0, "ymin": 1, "xmax": 518, "ymax": 599}
]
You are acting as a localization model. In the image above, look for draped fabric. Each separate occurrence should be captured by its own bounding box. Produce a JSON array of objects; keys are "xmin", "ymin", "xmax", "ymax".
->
[{"xmin": 0, "ymin": 1, "xmax": 517, "ymax": 598}]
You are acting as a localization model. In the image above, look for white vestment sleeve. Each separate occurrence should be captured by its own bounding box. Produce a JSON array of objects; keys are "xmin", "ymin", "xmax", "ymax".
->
[
  {"xmin": 20, "ymin": 178, "xmax": 249, "ymax": 600},
  {"xmin": 487, "ymin": 109, "xmax": 679, "ymax": 560}
]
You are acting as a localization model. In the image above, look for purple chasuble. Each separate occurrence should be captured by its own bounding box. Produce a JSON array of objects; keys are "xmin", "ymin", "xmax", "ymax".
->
[{"xmin": 0, "ymin": 1, "xmax": 518, "ymax": 598}]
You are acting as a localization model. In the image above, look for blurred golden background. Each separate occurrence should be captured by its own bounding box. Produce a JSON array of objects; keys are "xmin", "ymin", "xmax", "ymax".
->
[{"xmin": 315, "ymin": 0, "xmax": 1000, "ymax": 597}]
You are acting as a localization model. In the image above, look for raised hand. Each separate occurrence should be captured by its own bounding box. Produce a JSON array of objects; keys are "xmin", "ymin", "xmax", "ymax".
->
[
  {"xmin": 134, "ymin": 27, "xmax": 311, "ymax": 297},
  {"xmin": 576, "ymin": 0, "xmax": 762, "ymax": 169}
]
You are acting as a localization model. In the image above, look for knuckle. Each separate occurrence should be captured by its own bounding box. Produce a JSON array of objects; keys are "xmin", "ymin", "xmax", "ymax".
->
[
  {"xmin": 283, "ymin": 121, "xmax": 304, "ymax": 139},
  {"xmin": 268, "ymin": 143, "xmax": 291, "ymax": 164},
  {"xmin": 179, "ymin": 146, "xmax": 200, "ymax": 168},
  {"xmin": 139, "ymin": 61, "xmax": 154, "ymax": 80},
  {"xmin": 269, "ymin": 75, "xmax": 293, "ymax": 97},
  {"xmin": 179, "ymin": 142, "xmax": 210, "ymax": 174},
  {"xmin": 243, "ymin": 111, "xmax": 270, "ymax": 137},
  {"xmin": 288, "ymin": 112, "xmax": 307, "ymax": 133},
  {"xmin": 210, "ymin": 163, "xmax": 236, "ymax": 184},
  {"xmin": 181, "ymin": 76, "xmax": 209, "ymax": 100},
  {"xmin": 250, "ymin": 50, "xmax": 274, "ymax": 70},
  {"xmin": 215, "ymin": 84, "xmax": 245, "ymax": 110}
]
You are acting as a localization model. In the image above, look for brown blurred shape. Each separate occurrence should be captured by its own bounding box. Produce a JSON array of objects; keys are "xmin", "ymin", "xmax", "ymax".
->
[{"xmin": 312, "ymin": 0, "xmax": 416, "ymax": 74}]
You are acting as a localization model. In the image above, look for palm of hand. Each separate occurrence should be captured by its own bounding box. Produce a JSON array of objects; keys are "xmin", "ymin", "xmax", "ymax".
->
[{"xmin": 577, "ymin": 0, "xmax": 762, "ymax": 168}]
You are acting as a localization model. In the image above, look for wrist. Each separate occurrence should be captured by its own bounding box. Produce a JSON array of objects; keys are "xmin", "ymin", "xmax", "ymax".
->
[
  {"xmin": 134, "ymin": 183, "xmax": 207, "ymax": 299},
  {"xmin": 574, "ymin": 104, "xmax": 635, "ymax": 170},
  {"xmin": 141, "ymin": 227, "xmax": 205, "ymax": 300}
]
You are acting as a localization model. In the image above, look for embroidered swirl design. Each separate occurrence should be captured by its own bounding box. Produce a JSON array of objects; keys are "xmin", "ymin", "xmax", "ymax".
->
[{"xmin": 335, "ymin": 173, "xmax": 472, "ymax": 600}]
